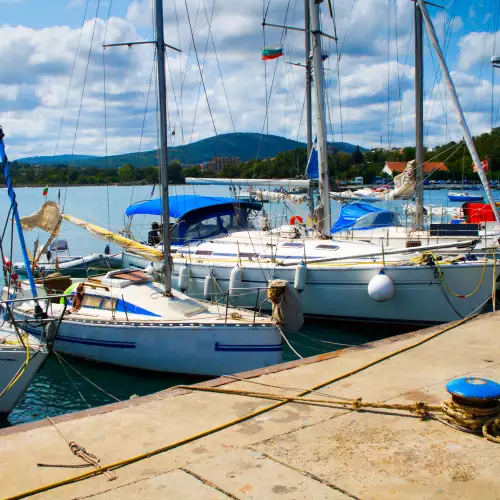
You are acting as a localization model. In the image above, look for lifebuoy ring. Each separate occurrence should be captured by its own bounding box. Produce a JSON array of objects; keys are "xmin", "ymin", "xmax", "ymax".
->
[{"xmin": 290, "ymin": 215, "xmax": 304, "ymax": 226}]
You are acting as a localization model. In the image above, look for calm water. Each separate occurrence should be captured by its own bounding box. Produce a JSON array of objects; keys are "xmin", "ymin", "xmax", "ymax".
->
[{"xmin": 1, "ymin": 184, "xmax": 496, "ymax": 427}]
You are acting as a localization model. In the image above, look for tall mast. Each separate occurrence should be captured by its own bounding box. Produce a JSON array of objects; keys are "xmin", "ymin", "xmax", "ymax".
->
[
  {"xmin": 304, "ymin": 0, "xmax": 312, "ymax": 156},
  {"xmin": 310, "ymin": 0, "xmax": 331, "ymax": 238},
  {"xmin": 414, "ymin": 1, "xmax": 425, "ymax": 230},
  {"xmin": 417, "ymin": 0, "xmax": 500, "ymax": 225},
  {"xmin": 154, "ymin": 0, "xmax": 172, "ymax": 293},
  {"xmin": 304, "ymin": 0, "xmax": 315, "ymax": 220}
]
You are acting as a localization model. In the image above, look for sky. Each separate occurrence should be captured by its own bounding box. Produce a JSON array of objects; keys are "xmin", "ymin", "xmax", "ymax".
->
[{"xmin": 1, "ymin": 0, "xmax": 500, "ymax": 159}]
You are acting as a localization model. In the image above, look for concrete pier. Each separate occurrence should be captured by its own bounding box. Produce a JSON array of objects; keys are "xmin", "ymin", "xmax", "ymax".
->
[{"xmin": 1, "ymin": 312, "xmax": 499, "ymax": 499}]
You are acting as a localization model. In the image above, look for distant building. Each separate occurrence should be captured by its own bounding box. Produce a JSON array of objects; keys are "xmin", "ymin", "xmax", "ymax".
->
[
  {"xmin": 201, "ymin": 156, "xmax": 241, "ymax": 173},
  {"xmin": 382, "ymin": 161, "xmax": 448, "ymax": 176}
]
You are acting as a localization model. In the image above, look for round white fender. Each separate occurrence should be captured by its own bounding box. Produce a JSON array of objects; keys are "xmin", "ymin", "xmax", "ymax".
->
[
  {"xmin": 144, "ymin": 264, "xmax": 155, "ymax": 275},
  {"xmin": 178, "ymin": 265, "xmax": 190, "ymax": 292},
  {"xmin": 229, "ymin": 266, "xmax": 243, "ymax": 296},
  {"xmin": 368, "ymin": 270, "xmax": 395, "ymax": 302},
  {"xmin": 204, "ymin": 275, "xmax": 215, "ymax": 300},
  {"xmin": 294, "ymin": 261, "xmax": 307, "ymax": 291}
]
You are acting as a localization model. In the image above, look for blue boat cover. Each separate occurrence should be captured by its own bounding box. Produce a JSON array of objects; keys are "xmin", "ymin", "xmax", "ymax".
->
[
  {"xmin": 305, "ymin": 138, "xmax": 319, "ymax": 180},
  {"xmin": 126, "ymin": 195, "xmax": 261, "ymax": 219},
  {"xmin": 331, "ymin": 202, "xmax": 400, "ymax": 233}
]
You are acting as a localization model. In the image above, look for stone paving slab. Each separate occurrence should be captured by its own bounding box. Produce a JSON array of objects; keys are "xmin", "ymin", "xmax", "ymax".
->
[
  {"xmin": 89, "ymin": 469, "xmax": 228, "ymax": 500},
  {"xmin": 185, "ymin": 449, "xmax": 351, "ymax": 499}
]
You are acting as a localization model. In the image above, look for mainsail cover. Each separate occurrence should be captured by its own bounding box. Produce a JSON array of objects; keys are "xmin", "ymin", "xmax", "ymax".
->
[
  {"xmin": 62, "ymin": 214, "xmax": 163, "ymax": 262},
  {"xmin": 20, "ymin": 201, "xmax": 62, "ymax": 234}
]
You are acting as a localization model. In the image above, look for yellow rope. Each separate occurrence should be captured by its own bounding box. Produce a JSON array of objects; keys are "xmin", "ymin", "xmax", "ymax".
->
[
  {"xmin": 0, "ymin": 332, "xmax": 31, "ymax": 400},
  {"xmin": 5, "ymin": 313, "xmax": 479, "ymax": 500},
  {"xmin": 413, "ymin": 251, "xmax": 489, "ymax": 299},
  {"xmin": 173, "ymin": 385, "xmax": 499, "ymax": 441}
]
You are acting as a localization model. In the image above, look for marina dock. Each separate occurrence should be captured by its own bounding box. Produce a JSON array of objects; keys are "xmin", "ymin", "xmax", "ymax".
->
[{"xmin": 1, "ymin": 312, "xmax": 499, "ymax": 499}]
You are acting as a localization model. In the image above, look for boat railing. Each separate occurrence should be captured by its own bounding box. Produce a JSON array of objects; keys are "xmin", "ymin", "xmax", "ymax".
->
[
  {"xmin": 217, "ymin": 286, "xmax": 272, "ymax": 324},
  {"xmin": 1, "ymin": 294, "xmax": 72, "ymax": 349}
]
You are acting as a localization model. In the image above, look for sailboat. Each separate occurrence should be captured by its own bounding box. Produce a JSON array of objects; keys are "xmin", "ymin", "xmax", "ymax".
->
[
  {"xmin": 0, "ymin": 324, "xmax": 48, "ymax": 418},
  {"xmin": 331, "ymin": 1, "xmax": 500, "ymax": 256},
  {"xmin": 0, "ymin": 127, "xmax": 50, "ymax": 418},
  {"xmin": 8, "ymin": 0, "xmax": 284, "ymax": 376},
  {"xmin": 111, "ymin": 0, "xmax": 498, "ymax": 325}
]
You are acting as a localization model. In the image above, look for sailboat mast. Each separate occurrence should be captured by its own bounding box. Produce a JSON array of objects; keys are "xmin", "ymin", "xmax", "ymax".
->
[
  {"xmin": 304, "ymin": 0, "xmax": 312, "ymax": 156},
  {"xmin": 310, "ymin": 0, "xmax": 331, "ymax": 238},
  {"xmin": 304, "ymin": 0, "xmax": 315, "ymax": 220},
  {"xmin": 417, "ymin": 0, "xmax": 500, "ymax": 225},
  {"xmin": 154, "ymin": 0, "xmax": 172, "ymax": 293},
  {"xmin": 414, "ymin": 1, "xmax": 425, "ymax": 230}
]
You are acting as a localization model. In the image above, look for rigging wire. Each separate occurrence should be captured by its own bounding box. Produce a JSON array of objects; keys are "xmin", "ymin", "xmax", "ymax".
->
[
  {"xmin": 201, "ymin": 0, "xmax": 236, "ymax": 133},
  {"xmin": 51, "ymin": 0, "xmax": 92, "ymax": 161},
  {"xmin": 189, "ymin": 0, "xmax": 217, "ymax": 145},
  {"xmin": 257, "ymin": 0, "xmax": 293, "ymax": 161},
  {"xmin": 184, "ymin": 0, "xmax": 218, "ymax": 136},
  {"xmin": 63, "ymin": 0, "xmax": 103, "ymax": 211},
  {"xmin": 102, "ymin": 0, "xmax": 114, "ymax": 240}
]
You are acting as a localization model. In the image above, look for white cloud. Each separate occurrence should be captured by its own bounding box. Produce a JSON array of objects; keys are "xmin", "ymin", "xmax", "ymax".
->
[{"xmin": 0, "ymin": 0, "xmax": 496, "ymax": 159}]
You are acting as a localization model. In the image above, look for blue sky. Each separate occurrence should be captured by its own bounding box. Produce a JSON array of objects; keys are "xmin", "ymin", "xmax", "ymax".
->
[{"xmin": 1, "ymin": 0, "xmax": 500, "ymax": 159}]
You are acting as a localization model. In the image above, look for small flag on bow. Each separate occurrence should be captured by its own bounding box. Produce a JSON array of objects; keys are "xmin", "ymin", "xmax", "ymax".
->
[
  {"xmin": 42, "ymin": 186, "xmax": 49, "ymax": 197},
  {"xmin": 261, "ymin": 47, "xmax": 283, "ymax": 60}
]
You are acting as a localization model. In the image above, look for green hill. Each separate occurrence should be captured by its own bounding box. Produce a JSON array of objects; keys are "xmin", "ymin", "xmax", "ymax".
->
[{"xmin": 15, "ymin": 133, "xmax": 366, "ymax": 168}]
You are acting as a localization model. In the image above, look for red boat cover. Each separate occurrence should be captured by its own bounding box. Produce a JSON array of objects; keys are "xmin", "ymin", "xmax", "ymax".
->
[{"xmin": 462, "ymin": 202, "xmax": 500, "ymax": 223}]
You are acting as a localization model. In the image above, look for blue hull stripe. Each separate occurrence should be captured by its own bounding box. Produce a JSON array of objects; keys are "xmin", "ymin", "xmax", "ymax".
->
[
  {"xmin": 21, "ymin": 325, "xmax": 136, "ymax": 349},
  {"xmin": 215, "ymin": 342, "xmax": 283, "ymax": 352}
]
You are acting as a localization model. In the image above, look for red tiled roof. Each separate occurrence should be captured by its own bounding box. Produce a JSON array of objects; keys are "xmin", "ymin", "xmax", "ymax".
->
[{"xmin": 385, "ymin": 161, "xmax": 448, "ymax": 173}]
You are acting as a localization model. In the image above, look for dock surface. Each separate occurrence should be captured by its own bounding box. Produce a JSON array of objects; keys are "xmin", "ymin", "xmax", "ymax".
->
[{"xmin": 1, "ymin": 312, "xmax": 499, "ymax": 499}]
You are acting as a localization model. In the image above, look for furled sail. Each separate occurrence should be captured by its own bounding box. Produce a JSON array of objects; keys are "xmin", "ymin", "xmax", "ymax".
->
[
  {"xmin": 62, "ymin": 214, "xmax": 163, "ymax": 262},
  {"xmin": 305, "ymin": 138, "xmax": 319, "ymax": 180},
  {"xmin": 185, "ymin": 178, "xmax": 311, "ymax": 188}
]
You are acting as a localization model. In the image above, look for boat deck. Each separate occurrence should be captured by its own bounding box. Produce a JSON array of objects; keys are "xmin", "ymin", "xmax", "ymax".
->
[{"xmin": 1, "ymin": 312, "xmax": 499, "ymax": 499}]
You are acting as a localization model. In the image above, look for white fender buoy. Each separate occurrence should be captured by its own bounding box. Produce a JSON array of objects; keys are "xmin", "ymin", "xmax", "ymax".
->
[
  {"xmin": 204, "ymin": 275, "xmax": 214, "ymax": 300},
  {"xmin": 294, "ymin": 261, "xmax": 307, "ymax": 291},
  {"xmin": 229, "ymin": 265, "xmax": 243, "ymax": 296},
  {"xmin": 144, "ymin": 264, "xmax": 155, "ymax": 275},
  {"xmin": 368, "ymin": 270, "xmax": 395, "ymax": 302},
  {"xmin": 178, "ymin": 265, "xmax": 190, "ymax": 292}
]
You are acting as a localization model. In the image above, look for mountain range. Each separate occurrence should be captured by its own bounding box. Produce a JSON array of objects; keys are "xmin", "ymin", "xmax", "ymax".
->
[{"xmin": 15, "ymin": 133, "xmax": 366, "ymax": 169}]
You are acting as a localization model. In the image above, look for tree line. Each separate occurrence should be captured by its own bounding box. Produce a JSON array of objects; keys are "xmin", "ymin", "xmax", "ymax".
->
[{"xmin": 5, "ymin": 127, "xmax": 500, "ymax": 187}]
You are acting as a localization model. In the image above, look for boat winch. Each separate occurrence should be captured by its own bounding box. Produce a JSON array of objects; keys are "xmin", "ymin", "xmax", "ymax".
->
[
  {"xmin": 367, "ymin": 270, "xmax": 395, "ymax": 302},
  {"xmin": 229, "ymin": 265, "xmax": 243, "ymax": 297},
  {"xmin": 178, "ymin": 265, "xmax": 190, "ymax": 292},
  {"xmin": 294, "ymin": 261, "xmax": 307, "ymax": 292}
]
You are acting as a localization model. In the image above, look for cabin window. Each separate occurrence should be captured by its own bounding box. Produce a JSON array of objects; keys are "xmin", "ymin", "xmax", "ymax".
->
[
  {"xmin": 281, "ymin": 242, "xmax": 304, "ymax": 248},
  {"xmin": 82, "ymin": 295, "xmax": 103, "ymax": 308},
  {"xmin": 184, "ymin": 217, "xmax": 221, "ymax": 241},
  {"xmin": 101, "ymin": 298, "xmax": 117, "ymax": 310},
  {"xmin": 239, "ymin": 252, "xmax": 258, "ymax": 258},
  {"xmin": 195, "ymin": 250, "xmax": 213, "ymax": 256},
  {"xmin": 315, "ymin": 244, "xmax": 340, "ymax": 251}
]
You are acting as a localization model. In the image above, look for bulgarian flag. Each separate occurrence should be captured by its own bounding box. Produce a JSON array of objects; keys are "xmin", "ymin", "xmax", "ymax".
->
[
  {"xmin": 42, "ymin": 186, "xmax": 49, "ymax": 197},
  {"xmin": 262, "ymin": 47, "xmax": 283, "ymax": 61}
]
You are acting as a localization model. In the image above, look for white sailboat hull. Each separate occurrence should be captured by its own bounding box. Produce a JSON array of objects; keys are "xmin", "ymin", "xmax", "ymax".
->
[
  {"xmin": 122, "ymin": 251, "xmax": 495, "ymax": 324},
  {"xmin": 0, "ymin": 340, "xmax": 48, "ymax": 417},
  {"xmin": 17, "ymin": 316, "xmax": 282, "ymax": 376}
]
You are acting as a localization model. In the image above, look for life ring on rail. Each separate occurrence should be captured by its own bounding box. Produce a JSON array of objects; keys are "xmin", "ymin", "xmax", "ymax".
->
[{"xmin": 290, "ymin": 215, "xmax": 304, "ymax": 226}]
